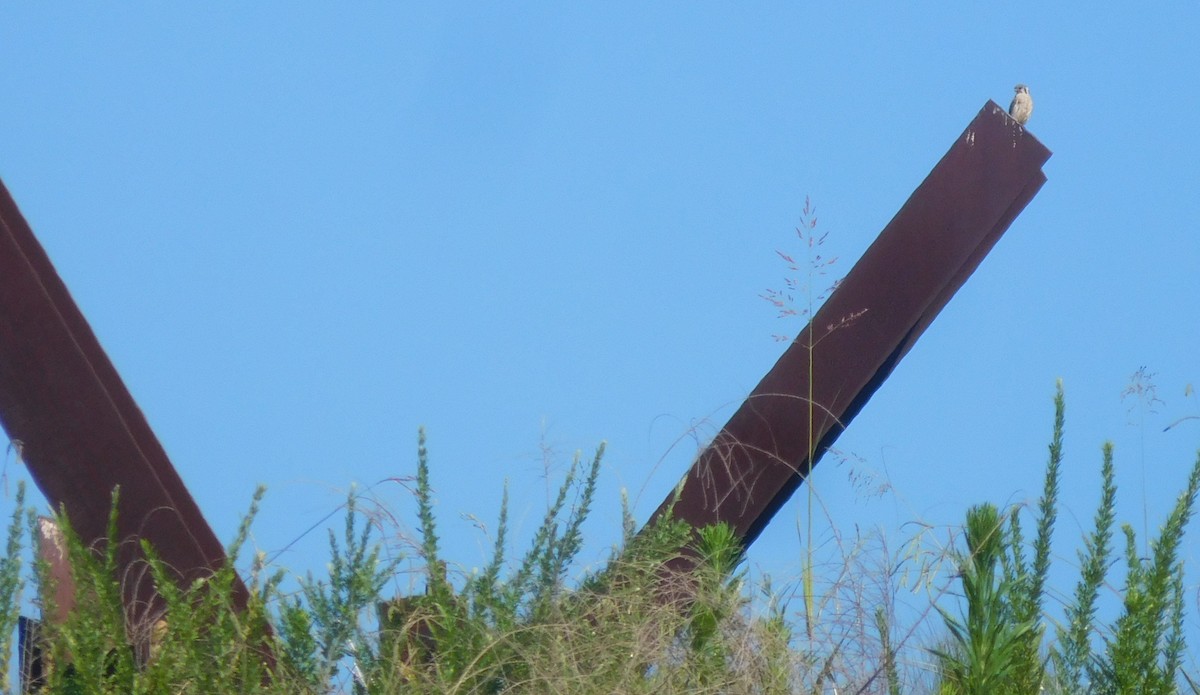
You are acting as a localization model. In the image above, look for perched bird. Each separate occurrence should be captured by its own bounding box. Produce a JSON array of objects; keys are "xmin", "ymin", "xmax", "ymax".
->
[{"xmin": 1009, "ymin": 84, "xmax": 1033, "ymax": 125}]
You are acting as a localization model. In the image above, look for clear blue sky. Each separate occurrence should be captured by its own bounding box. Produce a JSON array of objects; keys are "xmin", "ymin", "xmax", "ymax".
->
[{"xmin": 2, "ymin": 1, "xmax": 1199, "ymax": 654}]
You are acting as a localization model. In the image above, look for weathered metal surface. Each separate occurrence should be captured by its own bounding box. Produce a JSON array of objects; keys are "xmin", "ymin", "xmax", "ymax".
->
[
  {"xmin": 649, "ymin": 101, "xmax": 1051, "ymax": 553},
  {"xmin": 35, "ymin": 517, "xmax": 76, "ymax": 624},
  {"xmin": 0, "ymin": 179, "xmax": 244, "ymax": 623},
  {"xmin": 0, "ymin": 97, "xmax": 1049, "ymax": 635}
]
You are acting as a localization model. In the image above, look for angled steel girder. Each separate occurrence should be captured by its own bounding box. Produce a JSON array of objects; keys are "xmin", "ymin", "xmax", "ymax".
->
[
  {"xmin": 649, "ymin": 101, "xmax": 1052, "ymax": 552},
  {"xmin": 0, "ymin": 98, "xmax": 1049, "ymax": 626},
  {"xmin": 0, "ymin": 179, "xmax": 244, "ymax": 623}
]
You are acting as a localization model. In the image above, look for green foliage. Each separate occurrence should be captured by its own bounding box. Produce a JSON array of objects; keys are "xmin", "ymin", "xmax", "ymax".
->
[
  {"xmin": 686, "ymin": 523, "xmax": 746, "ymax": 680},
  {"xmin": 289, "ymin": 488, "xmax": 398, "ymax": 691},
  {"xmin": 2, "ymin": 390, "xmax": 1200, "ymax": 693},
  {"xmin": 44, "ymin": 489, "xmax": 139, "ymax": 693},
  {"xmin": 1091, "ymin": 452, "xmax": 1200, "ymax": 694},
  {"xmin": 354, "ymin": 434, "xmax": 804, "ymax": 694},
  {"xmin": 27, "ymin": 487, "xmax": 283, "ymax": 693},
  {"xmin": 932, "ymin": 503, "xmax": 1038, "ymax": 695},
  {"xmin": 136, "ymin": 485, "xmax": 281, "ymax": 691},
  {"xmin": 0, "ymin": 482, "xmax": 26, "ymax": 689},
  {"xmin": 875, "ymin": 606, "xmax": 901, "ymax": 695},
  {"xmin": 1053, "ymin": 441, "xmax": 1117, "ymax": 692},
  {"xmin": 276, "ymin": 431, "xmax": 803, "ymax": 693},
  {"xmin": 936, "ymin": 382, "xmax": 1200, "ymax": 695},
  {"xmin": 933, "ymin": 383, "xmax": 1066, "ymax": 695}
]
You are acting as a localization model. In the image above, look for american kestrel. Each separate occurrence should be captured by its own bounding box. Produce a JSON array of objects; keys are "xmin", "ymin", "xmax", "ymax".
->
[{"xmin": 1009, "ymin": 84, "xmax": 1033, "ymax": 126}]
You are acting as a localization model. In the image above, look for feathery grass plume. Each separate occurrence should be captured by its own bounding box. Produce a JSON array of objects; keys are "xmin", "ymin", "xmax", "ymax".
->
[
  {"xmin": 759, "ymin": 196, "xmax": 841, "ymax": 345},
  {"xmin": 761, "ymin": 199, "xmax": 875, "ymax": 667},
  {"xmin": 1121, "ymin": 366, "xmax": 1165, "ymax": 558},
  {"xmin": 761, "ymin": 198, "xmax": 861, "ymax": 652}
]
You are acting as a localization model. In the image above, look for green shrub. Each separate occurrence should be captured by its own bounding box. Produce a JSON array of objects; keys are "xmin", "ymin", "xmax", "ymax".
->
[
  {"xmin": 934, "ymin": 382, "xmax": 1200, "ymax": 694},
  {"xmin": 3, "ymin": 384, "xmax": 1199, "ymax": 693}
]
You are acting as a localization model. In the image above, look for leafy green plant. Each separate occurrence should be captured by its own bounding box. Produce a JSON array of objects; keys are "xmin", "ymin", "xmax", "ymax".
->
[
  {"xmin": 875, "ymin": 606, "xmax": 901, "ymax": 695},
  {"xmin": 5, "ymin": 384, "xmax": 1200, "ymax": 693},
  {"xmin": 932, "ymin": 503, "xmax": 1038, "ymax": 694},
  {"xmin": 25, "ymin": 487, "xmax": 285, "ymax": 693},
  {"xmin": 0, "ymin": 482, "xmax": 26, "ymax": 689},
  {"xmin": 40, "ymin": 489, "xmax": 139, "ymax": 693},
  {"xmin": 934, "ymin": 382, "xmax": 1200, "ymax": 695},
  {"xmin": 1091, "ymin": 452, "xmax": 1200, "ymax": 694},
  {"xmin": 286, "ymin": 488, "xmax": 398, "ymax": 692},
  {"xmin": 1052, "ymin": 441, "xmax": 1116, "ymax": 693},
  {"xmin": 351, "ymin": 432, "xmax": 811, "ymax": 694},
  {"xmin": 137, "ymin": 485, "xmax": 280, "ymax": 692},
  {"xmin": 994, "ymin": 379, "xmax": 1064, "ymax": 693},
  {"xmin": 914, "ymin": 389, "xmax": 1068, "ymax": 695}
]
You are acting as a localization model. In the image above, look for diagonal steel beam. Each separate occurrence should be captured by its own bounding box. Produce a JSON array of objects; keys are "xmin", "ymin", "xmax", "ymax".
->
[
  {"xmin": 0, "ymin": 178, "xmax": 245, "ymax": 624},
  {"xmin": 650, "ymin": 100, "xmax": 1052, "ymax": 552}
]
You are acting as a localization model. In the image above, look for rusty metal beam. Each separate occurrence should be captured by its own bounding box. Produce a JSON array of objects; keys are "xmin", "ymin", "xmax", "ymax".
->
[
  {"xmin": 0, "ymin": 179, "xmax": 244, "ymax": 623},
  {"xmin": 650, "ymin": 100, "xmax": 1052, "ymax": 552}
]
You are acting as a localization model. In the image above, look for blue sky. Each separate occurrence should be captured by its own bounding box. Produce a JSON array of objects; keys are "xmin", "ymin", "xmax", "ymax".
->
[{"xmin": 2, "ymin": 1, "xmax": 1199, "ymax": 655}]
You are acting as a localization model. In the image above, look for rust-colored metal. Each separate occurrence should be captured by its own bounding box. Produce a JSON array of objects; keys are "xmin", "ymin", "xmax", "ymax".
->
[
  {"xmin": 0, "ymin": 178, "xmax": 246, "ymax": 625},
  {"xmin": 649, "ymin": 101, "xmax": 1051, "ymax": 556},
  {"xmin": 36, "ymin": 517, "xmax": 77, "ymax": 624}
]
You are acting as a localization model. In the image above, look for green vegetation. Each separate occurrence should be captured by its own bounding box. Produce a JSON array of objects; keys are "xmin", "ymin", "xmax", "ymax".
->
[
  {"xmin": 932, "ymin": 381, "xmax": 1200, "ymax": 695},
  {"xmin": 1, "ymin": 384, "xmax": 1199, "ymax": 692}
]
